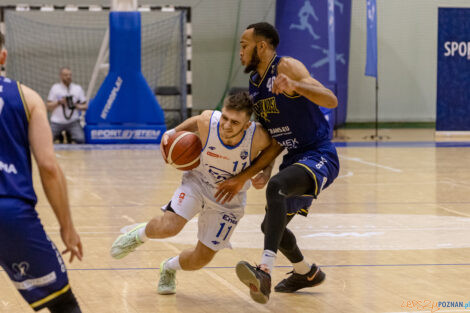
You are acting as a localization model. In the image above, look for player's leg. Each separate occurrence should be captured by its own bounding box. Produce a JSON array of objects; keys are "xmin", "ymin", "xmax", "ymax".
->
[
  {"xmin": 111, "ymin": 173, "xmax": 203, "ymax": 259},
  {"xmin": 159, "ymin": 207, "xmax": 242, "ymax": 295},
  {"xmin": 67, "ymin": 121, "xmax": 85, "ymax": 144},
  {"xmin": 0, "ymin": 199, "xmax": 81, "ymax": 312},
  {"xmin": 158, "ymin": 241, "xmax": 217, "ymax": 295}
]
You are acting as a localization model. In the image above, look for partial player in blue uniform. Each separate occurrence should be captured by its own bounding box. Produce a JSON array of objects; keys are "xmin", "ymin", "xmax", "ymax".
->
[
  {"xmin": 0, "ymin": 33, "xmax": 83, "ymax": 312},
  {"xmin": 216, "ymin": 22, "xmax": 339, "ymax": 304}
]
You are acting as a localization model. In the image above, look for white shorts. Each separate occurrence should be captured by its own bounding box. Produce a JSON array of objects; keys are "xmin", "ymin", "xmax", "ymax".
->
[{"xmin": 162, "ymin": 172, "xmax": 245, "ymax": 251}]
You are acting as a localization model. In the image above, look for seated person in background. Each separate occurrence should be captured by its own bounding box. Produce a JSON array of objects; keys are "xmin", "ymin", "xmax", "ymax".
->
[{"xmin": 46, "ymin": 67, "xmax": 87, "ymax": 143}]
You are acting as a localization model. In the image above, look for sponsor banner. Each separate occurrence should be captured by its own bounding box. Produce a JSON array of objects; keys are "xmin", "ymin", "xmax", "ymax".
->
[
  {"xmin": 275, "ymin": 0, "xmax": 352, "ymax": 127},
  {"xmin": 85, "ymin": 125, "xmax": 165, "ymax": 144},
  {"xmin": 437, "ymin": 8, "xmax": 470, "ymax": 131}
]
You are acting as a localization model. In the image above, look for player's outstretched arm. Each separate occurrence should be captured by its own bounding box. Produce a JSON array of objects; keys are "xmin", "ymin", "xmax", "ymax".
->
[
  {"xmin": 23, "ymin": 84, "xmax": 83, "ymax": 263},
  {"xmin": 272, "ymin": 57, "xmax": 337, "ymax": 109}
]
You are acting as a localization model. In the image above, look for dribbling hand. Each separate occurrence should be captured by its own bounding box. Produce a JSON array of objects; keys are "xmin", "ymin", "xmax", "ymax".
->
[{"xmin": 160, "ymin": 129, "xmax": 175, "ymax": 162}]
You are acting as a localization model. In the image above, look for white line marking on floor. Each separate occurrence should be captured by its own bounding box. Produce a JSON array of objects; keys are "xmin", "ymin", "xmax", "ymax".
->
[{"xmin": 339, "ymin": 155, "xmax": 403, "ymax": 173}]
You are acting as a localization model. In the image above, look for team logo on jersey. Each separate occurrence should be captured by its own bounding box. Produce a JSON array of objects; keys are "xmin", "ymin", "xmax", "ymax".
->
[
  {"xmin": 207, "ymin": 165, "xmax": 232, "ymax": 183},
  {"xmin": 253, "ymin": 97, "xmax": 279, "ymax": 122},
  {"xmin": 240, "ymin": 150, "xmax": 248, "ymax": 160}
]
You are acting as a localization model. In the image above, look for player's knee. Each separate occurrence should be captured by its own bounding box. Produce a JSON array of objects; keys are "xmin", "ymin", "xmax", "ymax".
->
[{"xmin": 266, "ymin": 176, "xmax": 287, "ymax": 200}]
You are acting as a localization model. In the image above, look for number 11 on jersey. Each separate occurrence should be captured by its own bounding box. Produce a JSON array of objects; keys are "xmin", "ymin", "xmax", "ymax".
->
[{"xmin": 232, "ymin": 161, "xmax": 247, "ymax": 172}]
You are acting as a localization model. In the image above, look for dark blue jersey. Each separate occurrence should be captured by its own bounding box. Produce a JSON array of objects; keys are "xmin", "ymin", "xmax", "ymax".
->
[
  {"xmin": 249, "ymin": 55, "xmax": 331, "ymax": 154},
  {"xmin": 0, "ymin": 76, "xmax": 37, "ymax": 204}
]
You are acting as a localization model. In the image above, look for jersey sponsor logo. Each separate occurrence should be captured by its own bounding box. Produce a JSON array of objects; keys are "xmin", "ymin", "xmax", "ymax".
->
[
  {"xmin": 254, "ymin": 97, "xmax": 279, "ymax": 122},
  {"xmin": 206, "ymin": 151, "xmax": 230, "ymax": 160},
  {"xmin": 207, "ymin": 165, "xmax": 232, "ymax": 183},
  {"xmin": 222, "ymin": 213, "xmax": 238, "ymax": 225},
  {"xmin": 268, "ymin": 126, "xmax": 292, "ymax": 136},
  {"xmin": 0, "ymin": 160, "xmax": 18, "ymax": 174},
  {"xmin": 240, "ymin": 150, "xmax": 248, "ymax": 160},
  {"xmin": 12, "ymin": 271, "xmax": 57, "ymax": 291},
  {"xmin": 280, "ymin": 138, "xmax": 299, "ymax": 149},
  {"xmin": 316, "ymin": 156, "xmax": 328, "ymax": 169}
]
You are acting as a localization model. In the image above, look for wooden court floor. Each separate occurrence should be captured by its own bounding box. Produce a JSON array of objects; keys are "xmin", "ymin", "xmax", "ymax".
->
[{"xmin": 2, "ymin": 129, "xmax": 470, "ymax": 313}]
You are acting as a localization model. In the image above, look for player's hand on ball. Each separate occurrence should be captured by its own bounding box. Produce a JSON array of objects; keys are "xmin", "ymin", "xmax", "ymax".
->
[{"xmin": 160, "ymin": 129, "xmax": 175, "ymax": 162}]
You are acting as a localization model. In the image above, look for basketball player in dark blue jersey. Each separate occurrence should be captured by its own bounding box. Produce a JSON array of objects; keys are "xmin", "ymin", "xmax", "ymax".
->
[
  {"xmin": 0, "ymin": 33, "xmax": 83, "ymax": 312},
  {"xmin": 215, "ymin": 22, "xmax": 340, "ymax": 304}
]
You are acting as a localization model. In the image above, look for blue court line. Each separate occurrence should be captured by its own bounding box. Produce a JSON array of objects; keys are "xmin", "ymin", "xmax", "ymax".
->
[
  {"xmin": 52, "ymin": 142, "xmax": 470, "ymax": 150},
  {"xmin": 334, "ymin": 141, "xmax": 470, "ymax": 148},
  {"xmin": 3, "ymin": 263, "xmax": 470, "ymax": 273}
]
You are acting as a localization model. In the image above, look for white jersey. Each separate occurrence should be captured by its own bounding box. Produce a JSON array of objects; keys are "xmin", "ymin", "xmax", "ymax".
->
[{"xmin": 193, "ymin": 110, "xmax": 256, "ymax": 192}]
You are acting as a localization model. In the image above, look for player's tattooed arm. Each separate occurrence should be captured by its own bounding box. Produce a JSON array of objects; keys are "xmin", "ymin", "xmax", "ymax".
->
[{"xmin": 273, "ymin": 57, "xmax": 337, "ymax": 109}]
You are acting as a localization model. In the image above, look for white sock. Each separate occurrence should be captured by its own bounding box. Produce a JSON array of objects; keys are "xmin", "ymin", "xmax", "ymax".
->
[
  {"xmin": 260, "ymin": 249, "xmax": 277, "ymax": 273},
  {"xmin": 293, "ymin": 260, "xmax": 311, "ymax": 275},
  {"xmin": 137, "ymin": 224, "xmax": 148, "ymax": 242},
  {"xmin": 165, "ymin": 256, "xmax": 182, "ymax": 271}
]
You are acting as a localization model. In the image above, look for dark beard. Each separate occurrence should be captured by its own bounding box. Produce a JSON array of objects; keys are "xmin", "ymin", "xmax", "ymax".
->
[{"xmin": 244, "ymin": 46, "xmax": 260, "ymax": 74}]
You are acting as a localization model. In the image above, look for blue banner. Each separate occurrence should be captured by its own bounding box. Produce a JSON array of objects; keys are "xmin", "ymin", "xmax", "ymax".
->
[
  {"xmin": 275, "ymin": 0, "xmax": 352, "ymax": 127},
  {"xmin": 365, "ymin": 0, "xmax": 377, "ymax": 77},
  {"xmin": 436, "ymin": 8, "xmax": 470, "ymax": 131}
]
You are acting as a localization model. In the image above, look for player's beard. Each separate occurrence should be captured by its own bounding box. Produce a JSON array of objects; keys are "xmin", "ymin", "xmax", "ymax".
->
[
  {"xmin": 220, "ymin": 126, "xmax": 245, "ymax": 141},
  {"xmin": 244, "ymin": 47, "xmax": 260, "ymax": 74}
]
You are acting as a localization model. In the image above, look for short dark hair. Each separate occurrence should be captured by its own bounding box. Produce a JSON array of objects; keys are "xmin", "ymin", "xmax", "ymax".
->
[
  {"xmin": 247, "ymin": 22, "xmax": 279, "ymax": 49},
  {"xmin": 223, "ymin": 91, "xmax": 253, "ymax": 117},
  {"xmin": 0, "ymin": 33, "xmax": 4, "ymax": 50}
]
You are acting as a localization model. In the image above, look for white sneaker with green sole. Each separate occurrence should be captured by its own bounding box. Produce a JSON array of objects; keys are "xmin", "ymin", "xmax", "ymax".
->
[
  {"xmin": 158, "ymin": 258, "xmax": 176, "ymax": 295},
  {"xmin": 110, "ymin": 223, "xmax": 146, "ymax": 259}
]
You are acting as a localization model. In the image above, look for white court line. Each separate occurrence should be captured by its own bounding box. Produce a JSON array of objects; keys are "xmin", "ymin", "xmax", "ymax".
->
[
  {"xmin": 339, "ymin": 155, "xmax": 403, "ymax": 173},
  {"xmin": 338, "ymin": 171, "xmax": 354, "ymax": 179},
  {"xmin": 90, "ymin": 192, "xmax": 102, "ymax": 200},
  {"xmin": 121, "ymin": 215, "xmax": 136, "ymax": 224},
  {"xmin": 437, "ymin": 205, "xmax": 470, "ymax": 218},
  {"xmin": 161, "ymin": 242, "xmax": 271, "ymax": 312}
]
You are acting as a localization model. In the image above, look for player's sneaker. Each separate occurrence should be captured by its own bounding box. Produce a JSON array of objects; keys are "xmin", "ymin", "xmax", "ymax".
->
[
  {"xmin": 274, "ymin": 264, "xmax": 325, "ymax": 293},
  {"xmin": 158, "ymin": 258, "xmax": 176, "ymax": 295},
  {"xmin": 110, "ymin": 223, "xmax": 146, "ymax": 259},
  {"xmin": 236, "ymin": 261, "xmax": 271, "ymax": 304}
]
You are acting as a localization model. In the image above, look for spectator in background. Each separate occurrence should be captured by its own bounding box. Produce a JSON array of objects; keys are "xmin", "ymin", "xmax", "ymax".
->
[{"xmin": 46, "ymin": 67, "xmax": 87, "ymax": 143}]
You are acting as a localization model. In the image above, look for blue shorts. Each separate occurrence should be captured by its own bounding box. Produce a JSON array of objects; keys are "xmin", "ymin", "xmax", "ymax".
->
[
  {"xmin": 0, "ymin": 198, "xmax": 70, "ymax": 311},
  {"xmin": 280, "ymin": 142, "xmax": 340, "ymax": 216}
]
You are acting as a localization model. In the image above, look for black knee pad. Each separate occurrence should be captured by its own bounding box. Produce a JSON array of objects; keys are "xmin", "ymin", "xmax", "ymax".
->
[{"xmin": 266, "ymin": 176, "xmax": 286, "ymax": 200}]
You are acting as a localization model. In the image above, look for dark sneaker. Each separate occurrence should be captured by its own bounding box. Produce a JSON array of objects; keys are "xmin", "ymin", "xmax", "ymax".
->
[
  {"xmin": 274, "ymin": 264, "xmax": 325, "ymax": 293},
  {"xmin": 236, "ymin": 261, "xmax": 271, "ymax": 304}
]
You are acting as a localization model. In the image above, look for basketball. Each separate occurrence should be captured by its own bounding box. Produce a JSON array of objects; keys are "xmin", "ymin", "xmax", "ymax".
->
[{"xmin": 162, "ymin": 131, "xmax": 202, "ymax": 171}]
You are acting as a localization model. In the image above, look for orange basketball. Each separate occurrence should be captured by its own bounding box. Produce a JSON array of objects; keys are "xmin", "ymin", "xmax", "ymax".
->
[{"xmin": 162, "ymin": 131, "xmax": 202, "ymax": 171}]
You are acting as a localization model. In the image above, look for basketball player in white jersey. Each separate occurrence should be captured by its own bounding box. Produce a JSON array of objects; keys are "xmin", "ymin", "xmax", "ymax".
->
[{"xmin": 110, "ymin": 92, "xmax": 272, "ymax": 295}]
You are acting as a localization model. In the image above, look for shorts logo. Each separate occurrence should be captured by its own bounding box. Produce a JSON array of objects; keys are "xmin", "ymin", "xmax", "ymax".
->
[
  {"xmin": 211, "ymin": 240, "xmax": 220, "ymax": 245},
  {"xmin": 178, "ymin": 192, "xmax": 185, "ymax": 204},
  {"xmin": 12, "ymin": 262, "xmax": 30, "ymax": 280}
]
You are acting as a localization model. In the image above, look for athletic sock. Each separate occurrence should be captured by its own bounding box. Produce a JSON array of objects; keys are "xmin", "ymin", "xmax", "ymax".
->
[
  {"xmin": 292, "ymin": 260, "xmax": 311, "ymax": 275},
  {"xmin": 165, "ymin": 256, "xmax": 182, "ymax": 271},
  {"xmin": 137, "ymin": 224, "xmax": 148, "ymax": 242},
  {"xmin": 260, "ymin": 249, "xmax": 276, "ymax": 273}
]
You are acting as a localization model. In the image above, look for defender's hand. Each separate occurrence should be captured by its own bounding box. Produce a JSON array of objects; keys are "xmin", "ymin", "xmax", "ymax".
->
[
  {"xmin": 215, "ymin": 176, "xmax": 247, "ymax": 204},
  {"xmin": 60, "ymin": 226, "xmax": 83, "ymax": 263},
  {"xmin": 251, "ymin": 172, "xmax": 270, "ymax": 189}
]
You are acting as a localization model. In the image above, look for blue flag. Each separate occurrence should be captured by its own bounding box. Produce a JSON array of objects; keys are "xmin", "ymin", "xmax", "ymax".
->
[
  {"xmin": 365, "ymin": 0, "xmax": 377, "ymax": 77},
  {"xmin": 327, "ymin": 0, "xmax": 336, "ymax": 82}
]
